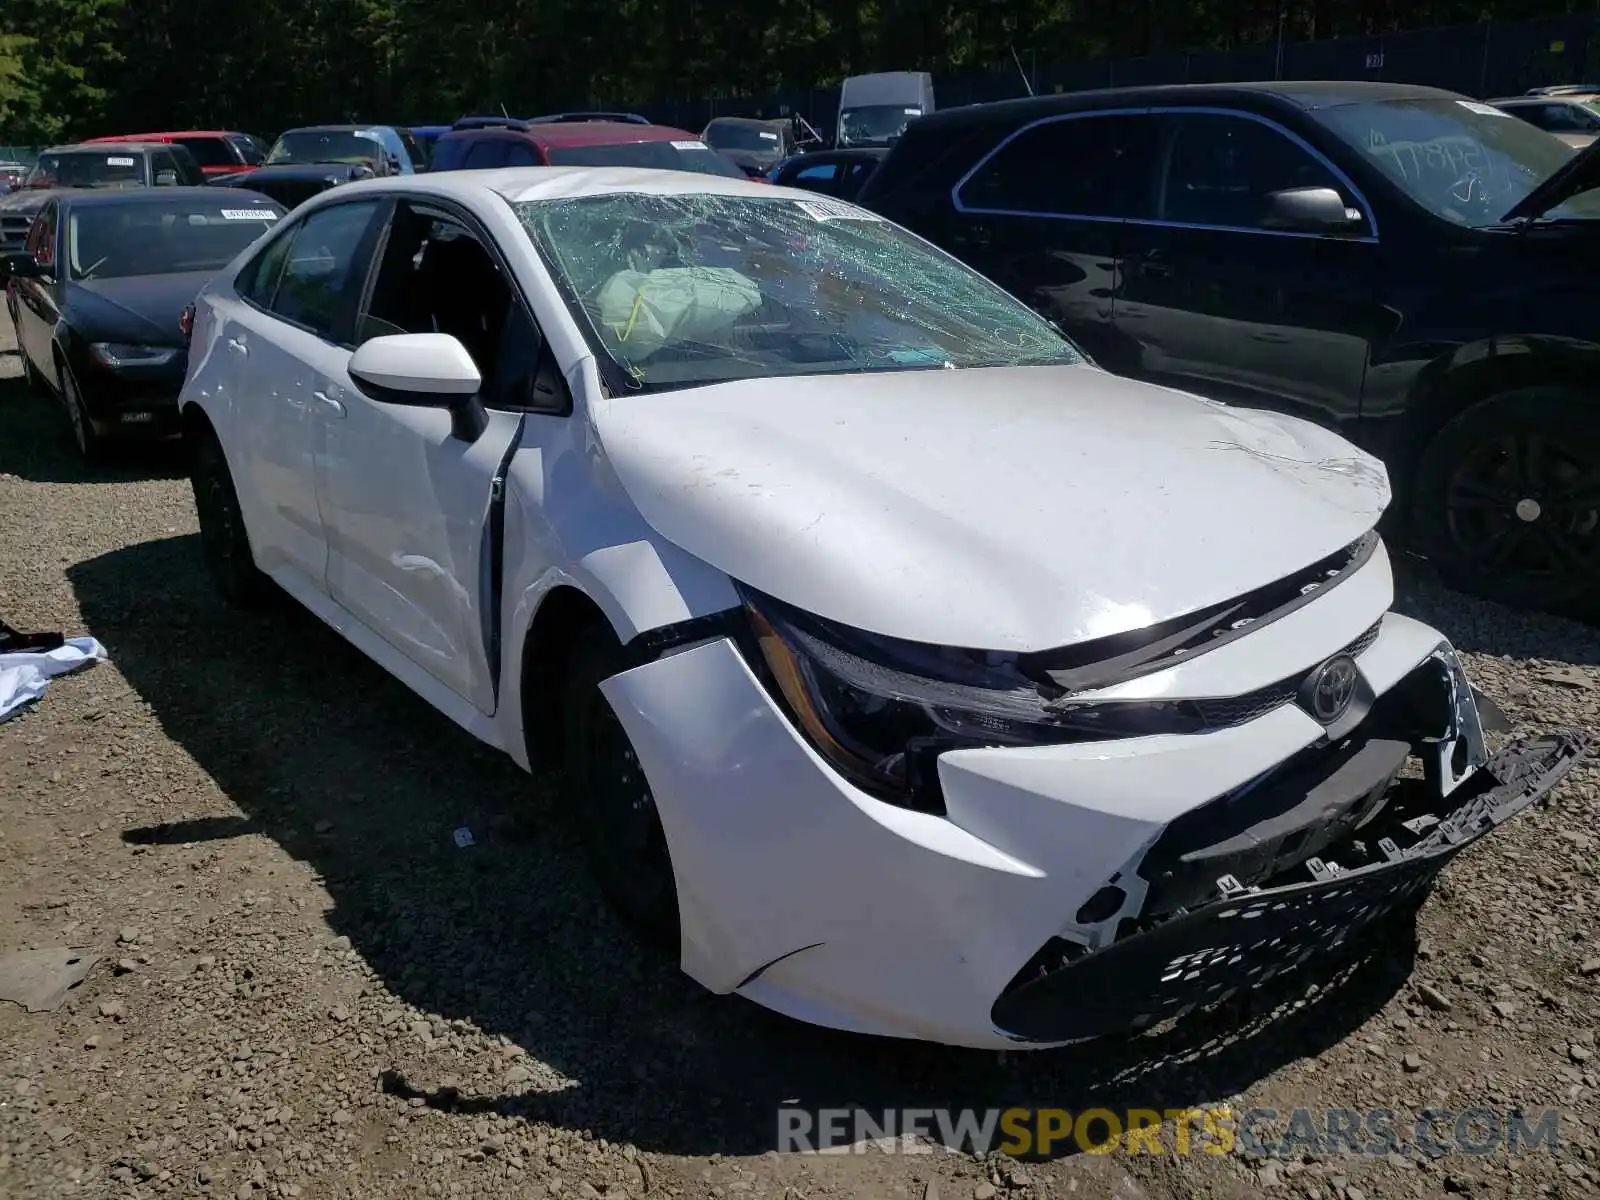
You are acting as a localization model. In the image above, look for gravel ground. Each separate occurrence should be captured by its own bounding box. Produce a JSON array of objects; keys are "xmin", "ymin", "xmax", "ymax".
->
[{"xmin": 3, "ymin": 317, "xmax": 1600, "ymax": 1200}]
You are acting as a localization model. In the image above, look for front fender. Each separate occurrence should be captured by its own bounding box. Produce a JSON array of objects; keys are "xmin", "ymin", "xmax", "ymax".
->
[{"xmin": 494, "ymin": 433, "xmax": 739, "ymax": 769}]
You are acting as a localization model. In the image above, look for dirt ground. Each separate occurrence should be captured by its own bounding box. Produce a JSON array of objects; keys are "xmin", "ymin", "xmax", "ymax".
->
[{"xmin": 2, "ymin": 317, "xmax": 1600, "ymax": 1200}]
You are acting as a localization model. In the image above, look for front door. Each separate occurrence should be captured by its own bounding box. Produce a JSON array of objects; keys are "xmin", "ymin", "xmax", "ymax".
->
[
  {"xmin": 223, "ymin": 197, "xmax": 387, "ymax": 590},
  {"xmin": 1113, "ymin": 109, "xmax": 1383, "ymax": 431},
  {"xmin": 941, "ymin": 110, "xmax": 1156, "ymax": 371},
  {"xmin": 314, "ymin": 198, "xmax": 564, "ymax": 713}
]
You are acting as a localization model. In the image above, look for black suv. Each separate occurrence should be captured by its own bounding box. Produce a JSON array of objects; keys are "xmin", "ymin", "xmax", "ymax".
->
[{"xmin": 858, "ymin": 81, "xmax": 1600, "ymax": 618}]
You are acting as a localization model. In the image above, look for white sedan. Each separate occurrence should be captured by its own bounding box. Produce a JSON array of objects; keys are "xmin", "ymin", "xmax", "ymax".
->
[{"xmin": 176, "ymin": 167, "xmax": 1587, "ymax": 1049}]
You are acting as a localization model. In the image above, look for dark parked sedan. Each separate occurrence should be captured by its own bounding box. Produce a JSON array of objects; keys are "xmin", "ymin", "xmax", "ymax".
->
[
  {"xmin": 858, "ymin": 82, "xmax": 1600, "ymax": 619},
  {"xmin": 2, "ymin": 187, "xmax": 285, "ymax": 461},
  {"xmin": 768, "ymin": 146, "xmax": 887, "ymax": 200}
]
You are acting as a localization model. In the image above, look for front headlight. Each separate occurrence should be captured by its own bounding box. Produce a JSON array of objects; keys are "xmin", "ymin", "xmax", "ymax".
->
[
  {"xmin": 736, "ymin": 586, "xmax": 1200, "ymax": 812},
  {"xmin": 90, "ymin": 342, "xmax": 179, "ymax": 368}
]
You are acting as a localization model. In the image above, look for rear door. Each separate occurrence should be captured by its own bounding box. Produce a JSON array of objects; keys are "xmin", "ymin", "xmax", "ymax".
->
[
  {"xmin": 1112, "ymin": 108, "xmax": 1382, "ymax": 429},
  {"xmin": 946, "ymin": 110, "xmax": 1156, "ymax": 370},
  {"xmin": 13, "ymin": 201, "xmax": 59, "ymax": 378},
  {"xmin": 220, "ymin": 198, "xmax": 388, "ymax": 591}
]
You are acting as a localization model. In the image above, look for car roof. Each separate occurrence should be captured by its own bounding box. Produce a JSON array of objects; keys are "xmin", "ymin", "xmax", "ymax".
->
[
  {"xmin": 306, "ymin": 165, "xmax": 805, "ymax": 207},
  {"xmin": 82, "ymin": 131, "xmax": 239, "ymax": 141},
  {"xmin": 45, "ymin": 142, "xmax": 160, "ymax": 155},
  {"xmin": 57, "ymin": 186, "xmax": 280, "ymax": 208},
  {"xmin": 439, "ymin": 121, "xmax": 702, "ymax": 149},
  {"xmin": 706, "ymin": 116, "xmax": 785, "ymax": 128},
  {"xmin": 913, "ymin": 79, "xmax": 1466, "ymax": 131},
  {"xmin": 281, "ymin": 124, "xmax": 392, "ymax": 135}
]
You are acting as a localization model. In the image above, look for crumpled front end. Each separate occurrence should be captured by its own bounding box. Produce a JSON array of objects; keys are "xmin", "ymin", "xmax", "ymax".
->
[{"xmin": 598, "ymin": 546, "xmax": 1588, "ymax": 1048}]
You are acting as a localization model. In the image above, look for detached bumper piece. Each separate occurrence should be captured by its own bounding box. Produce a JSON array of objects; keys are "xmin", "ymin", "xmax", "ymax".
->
[{"xmin": 990, "ymin": 731, "xmax": 1589, "ymax": 1043}]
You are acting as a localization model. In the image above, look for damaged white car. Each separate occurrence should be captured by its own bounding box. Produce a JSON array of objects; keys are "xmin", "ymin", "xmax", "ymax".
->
[{"xmin": 177, "ymin": 168, "xmax": 1588, "ymax": 1049}]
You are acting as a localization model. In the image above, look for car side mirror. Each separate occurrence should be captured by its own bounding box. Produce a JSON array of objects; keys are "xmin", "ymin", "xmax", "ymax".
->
[
  {"xmin": 348, "ymin": 333, "xmax": 489, "ymax": 441},
  {"xmin": 1260, "ymin": 186, "xmax": 1365, "ymax": 234},
  {"xmin": 0, "ymin": 250, "xmax": 41, "ymax": 281}
]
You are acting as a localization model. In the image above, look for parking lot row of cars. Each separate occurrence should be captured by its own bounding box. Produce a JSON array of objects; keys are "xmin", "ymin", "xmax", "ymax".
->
[{"xmin": 0, "ymin": 73, "xmax": 1596, "ymax": 1050}]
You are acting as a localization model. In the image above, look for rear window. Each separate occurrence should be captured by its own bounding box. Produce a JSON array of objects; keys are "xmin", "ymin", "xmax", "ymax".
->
[
  {"xmin": 428, "ymin": 137, "xmax": 471, "ymax": 172},
  {"xmin": 24, "ymin": 152, "xmax": 146, "ymax": 189},
  {"xmin": 543, "ymin": 139, "xmax": 747, "ymax": 179},
  {"xmin": 173, "ymin": 136, "xmax": 237, "ymax": 167}
]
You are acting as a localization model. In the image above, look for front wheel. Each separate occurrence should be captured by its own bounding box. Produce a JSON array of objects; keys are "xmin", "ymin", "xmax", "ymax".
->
[
  {"xmin": 58, "ymin": 358, "xmax": 108, "ymax": 464},
  {"xmin": 189, "ymin": 429, "xmax": 269, "ymax": 607},
  {"xmin": 1412, "ymin": 387, "xmax": 1600, "ymax": 620},
  {"xmin": 560, "ymin": 625, "xmax": 681, "ymax": 949}
]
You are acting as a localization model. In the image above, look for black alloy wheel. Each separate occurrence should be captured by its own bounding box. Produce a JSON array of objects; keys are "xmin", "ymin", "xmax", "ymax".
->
[{"xmin": 1415, "ymin": 388, "xmax": 1600, "ymax": 620}]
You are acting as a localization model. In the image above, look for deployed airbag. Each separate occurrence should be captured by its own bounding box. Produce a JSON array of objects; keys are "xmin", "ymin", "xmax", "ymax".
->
[{"xmin": 596, "ymin": 267, "xmax": 761, "ymax": 359}]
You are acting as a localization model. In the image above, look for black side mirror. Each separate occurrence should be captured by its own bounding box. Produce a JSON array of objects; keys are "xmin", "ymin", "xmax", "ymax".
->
[
  {"xmin": 1260, "ymin": 186, "xmax": 1365, "ymax": 234},
  {"xmin": 0, "ymin": 250, "xmax": 41, "ymax": 281}
]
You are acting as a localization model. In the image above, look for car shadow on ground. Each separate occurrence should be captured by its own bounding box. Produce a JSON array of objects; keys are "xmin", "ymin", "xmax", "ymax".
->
[
  {"xmin": 70, "ymin": 531, "xmax": 1424, "ymax": 1160},
  {"xmin": 0, "ymin": 366, "xmax": 186, "ymax": 483}
]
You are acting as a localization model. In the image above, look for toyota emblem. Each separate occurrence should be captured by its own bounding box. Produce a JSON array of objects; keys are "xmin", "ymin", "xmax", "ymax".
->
[{"xmin": 1308, "ymin": 654, "xmax": 1359, "ymax": 723}]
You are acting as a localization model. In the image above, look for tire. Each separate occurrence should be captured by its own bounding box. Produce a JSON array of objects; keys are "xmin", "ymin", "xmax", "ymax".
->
[
  {"xmin": 560, "ymin": 624, "xmax": 681, "ymax": 948},
  {"xmin": 189, "ymin": 429, "xmax": 269, "ymax": 607},
  {"xmin": 57, "ymin": 356, "xmax": 109, "ymax": 464},
  {"xmin": 1412, "ymin": 387, "xmax": 1600, "ymax": 621}
]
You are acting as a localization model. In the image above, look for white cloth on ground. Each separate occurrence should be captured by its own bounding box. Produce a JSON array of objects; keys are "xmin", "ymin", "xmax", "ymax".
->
[{"xmin": 0, "ymin": 638, "xmax": 108, "ymax": 723}]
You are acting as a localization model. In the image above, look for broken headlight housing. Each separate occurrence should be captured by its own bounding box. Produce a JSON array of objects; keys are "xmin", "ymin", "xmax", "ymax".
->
[{"xmin": 735, "ymin": 585, "xmax": 1197, "ymax": 813}]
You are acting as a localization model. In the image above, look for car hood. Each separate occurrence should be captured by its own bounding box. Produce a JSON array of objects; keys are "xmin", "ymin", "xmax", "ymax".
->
[
  {"xmin": 588, "ymin": 365, "xmax": 1391, "ymax": 651},
  {"xmin": 0, "ymin": 187, "xmax": 65, "ymax": 216},
  {"xmin": 1502, "ymin": 136, "xmax": 1600, "ymax": 221},
  {"xmin": 245, "ymin": 163, "xmax": 367, "ymax": 183},
  {"xmin": 68, "ymin": 271, "xmax": 211, "ymax": 346}
]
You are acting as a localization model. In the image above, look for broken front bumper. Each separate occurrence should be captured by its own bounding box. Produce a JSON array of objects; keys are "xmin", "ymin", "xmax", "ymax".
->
[
  {"xmin": 990, "ymin": 731, "xmax": 1588, "ymax": 1042},
  {"xmin": 601, "ymin": 608, "xmax": 1590, "ymax": 1050}
]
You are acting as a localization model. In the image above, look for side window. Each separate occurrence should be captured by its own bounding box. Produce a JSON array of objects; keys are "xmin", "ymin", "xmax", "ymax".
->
[
  {"xmin": 360, "ymin": 202, "xmax": 556, "ymax": 411},
  {"xmin": 229, "ymin": 134, "xmax": 266, "ymax": 166},
  {"xmin": 1540, "ymin": 103, "xmax": 1595, "ymax": 132},
  {"xmin": 26, "ymin": 202, "xmax": 57, "ymax": 268},
  {"xmin": 795, "ymin": 162, "xmax": 838, "ymax": 182},
  {"xmin": 236, "ymin": 228, "xmax": 295, "ymax": 307},
  {"xmin": 1158, "ymin": 112, "xmax": 1345, "ymax": 230},
  {"xmin": 269, "ymin": 201, "xmax": 384, "ymax": 340},
  {"xmin": 399, "ymin": 130, "xmax": 426, "ymax": 171},
  {"xmin": 959, "ymin": 114, "xmax": 1157, "ymax": 218},
  {"xmin": 463, "ymin": 139, "xmax": 509, "ymax": 169},
  {"xmin": 505, "ymin": 141, "xmax": 540, "ymax": 167}
]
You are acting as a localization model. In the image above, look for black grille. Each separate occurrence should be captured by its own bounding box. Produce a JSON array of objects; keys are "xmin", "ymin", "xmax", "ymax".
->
[
  {"xmin": 1189, "ymin": 620, "xmax": 1382, "ymax": 729},
  {"xmin": 0, "ymin": 215, "xmax": 31, "ymax": 252}
]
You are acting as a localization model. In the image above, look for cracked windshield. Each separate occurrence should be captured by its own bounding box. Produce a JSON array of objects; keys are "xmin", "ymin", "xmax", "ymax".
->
[{"xmin": 516, "ymin": 192, "xmax": 1083, "ymax": 391}]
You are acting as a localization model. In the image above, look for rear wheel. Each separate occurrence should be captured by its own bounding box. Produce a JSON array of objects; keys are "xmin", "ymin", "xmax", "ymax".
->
[
  {"xmin": 190, "ymin": 429, "xmax": 269, "ymax": 607},
  {"xmin": 1413, "ymin": 388, "xmax": 1600, "ymax": 620},
  {"xmin": 560, "ymin": 624, "xmax": 681, "ymax": 948}
]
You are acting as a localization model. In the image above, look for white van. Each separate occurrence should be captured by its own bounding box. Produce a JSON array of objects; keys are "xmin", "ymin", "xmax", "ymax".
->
[{"xmin": 836, "ymin": 72, "xmax": 935, "ymax": 148}]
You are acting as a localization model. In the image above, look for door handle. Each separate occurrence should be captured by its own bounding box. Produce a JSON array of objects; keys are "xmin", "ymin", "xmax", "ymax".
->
[
  {"xmin": 226, "ymin": 337, "xmax": 248, "ymax": 357},
  {"xmin": 312, "ymin": 390, "xmax": 346, "ymax": 418}
]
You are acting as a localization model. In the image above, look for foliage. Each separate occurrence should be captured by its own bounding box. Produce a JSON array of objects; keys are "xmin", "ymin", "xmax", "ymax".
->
[{"xmin": 0, "ymin": 0, "xmax": 1587, "ymax": 141}]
